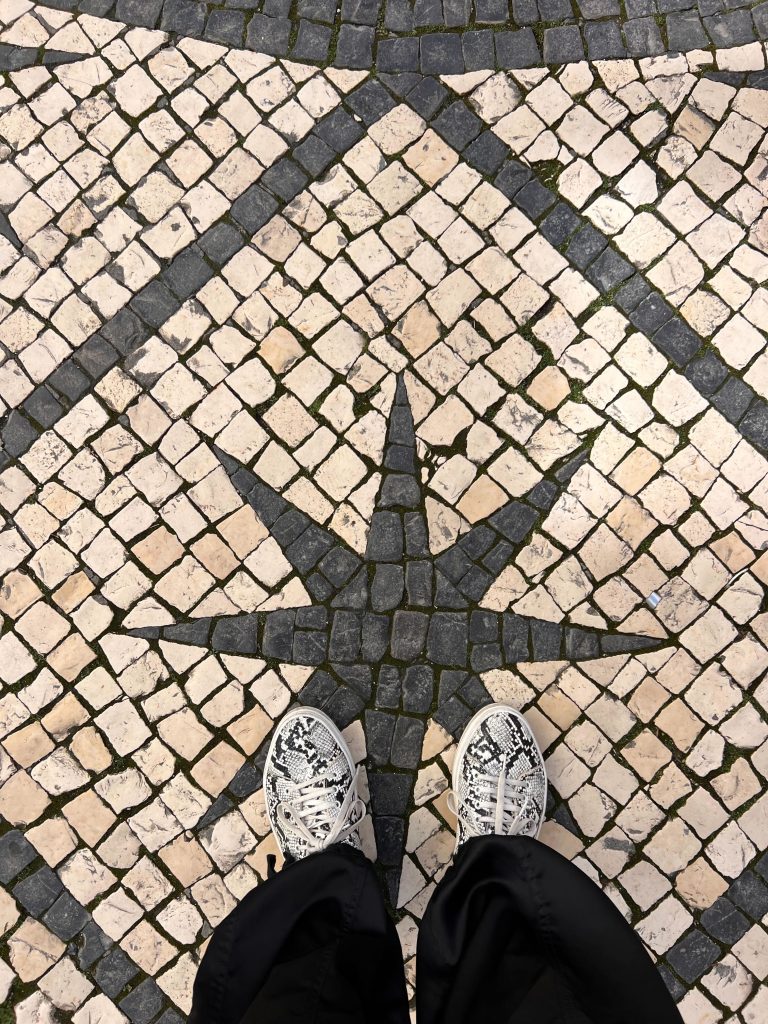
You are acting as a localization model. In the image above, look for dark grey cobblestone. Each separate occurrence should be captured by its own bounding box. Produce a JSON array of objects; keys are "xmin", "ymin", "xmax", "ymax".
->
[
  {"xmin": 12, "ymin": 866, "xmax": 63, "ymax": 916},
  {"xmin": 667, "ymin": 930, "xmax": 721, "ymax": 983},
  {"xmin": 728, "ymin": 871, "xmax": 768, "ymax": 918},
  {"xmin": 95, "ymin": 949, "xmax": 141, "ymax": 1000},
  {"xmin": 0, "ymin": 830, "xmax": 36, "ymax": 883},
  {"xmin": 120, "ymin": 978, "xmax": 166, "ymax": 1023},
  {"xmin": 43, "ymin": 892, "xmax": 90, "ymax": 941},
  {"xmin": 700, "ymin": 897, "xmax": 753, "ymax": 942}
]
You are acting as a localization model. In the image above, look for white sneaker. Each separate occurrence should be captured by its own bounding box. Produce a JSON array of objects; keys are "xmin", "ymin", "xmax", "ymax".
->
[
  {"xmin": 264, "ymin": 707, "xmax": 366, "ymax": 861},
  {"xmin": 449, "ymin": 704, "xmax": 547, "ymax": 851}
]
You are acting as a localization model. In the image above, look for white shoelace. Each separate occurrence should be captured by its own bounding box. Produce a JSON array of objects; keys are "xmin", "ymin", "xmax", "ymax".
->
[
  {"xmin": 277, "ymin": 769, "xmax": 366, "ymax": 854},
  {"xmin": 448, "ymin": 755, "xmax": 542, "ymax": 840}
]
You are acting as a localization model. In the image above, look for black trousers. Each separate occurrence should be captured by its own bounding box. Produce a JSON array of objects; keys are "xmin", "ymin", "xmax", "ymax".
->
[{"xmin": 189, "ymin": 836, "xmax": 684, "ymax": 1024}]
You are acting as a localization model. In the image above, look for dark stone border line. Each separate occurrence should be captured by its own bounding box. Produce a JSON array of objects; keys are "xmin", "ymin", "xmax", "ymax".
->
[
  {"xmin": 0, "ymin": 41, "xmax": 88, "ymax": 74},
  {"xmin": 663, "ymin": 858, "xmax": 768, "ymax": 994},
  {"xmin": 0, "ymin": 827, "xmax": 183, "ymax": 1024},
  {"xmin": 7, "ymin": 0, "xmax": 768, "ymax": 74}
]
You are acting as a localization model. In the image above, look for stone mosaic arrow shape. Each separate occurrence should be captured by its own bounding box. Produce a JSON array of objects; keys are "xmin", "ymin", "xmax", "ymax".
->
[
  {"xmin": 133, "ymin": 371, "xmax": 661, "ymax": 902},
  {"xmin": 0, "ymin": 210, "xmax": 22, "ymax": 252},
  {"xmin": 0, "ymin": 40, "xmax": 85, "ymax": 74}
]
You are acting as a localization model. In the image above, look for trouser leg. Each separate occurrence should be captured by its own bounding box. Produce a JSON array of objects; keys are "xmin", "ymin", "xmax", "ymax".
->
[
  {"xmin": 416, "ymin": 835, "xmax": 684, "ymax": 1024},
  {"xmin": 189, "ymin": 845, "xmax": 410, "ymax": 1024}
]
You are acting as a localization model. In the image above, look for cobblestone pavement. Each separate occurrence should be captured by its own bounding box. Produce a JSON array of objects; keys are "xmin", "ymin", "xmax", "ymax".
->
[
  {"xmin": 1, "ymin": 3, "xmax": 768, "ymax": 1022},
  {"xmin": 2, "ymin": 0, "xmax": 768, "ymax": 74}
]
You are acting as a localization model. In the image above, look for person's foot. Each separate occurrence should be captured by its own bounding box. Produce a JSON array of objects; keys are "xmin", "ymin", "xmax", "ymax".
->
[
  {"xmin": 449, "ymin": 704, "xmax": 547, "ymax": 851},
  {"xmin": 264, "ymin": 706, "xmax": 366, "ymax": 861}
]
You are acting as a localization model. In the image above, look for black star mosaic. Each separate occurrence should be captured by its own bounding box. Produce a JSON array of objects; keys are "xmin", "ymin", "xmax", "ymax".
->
[{"xmin": 133, "ymin": 372, "xmax": 662, "ymax": 901}]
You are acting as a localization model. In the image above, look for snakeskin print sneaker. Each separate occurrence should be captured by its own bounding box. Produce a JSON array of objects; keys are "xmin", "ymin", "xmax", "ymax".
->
[
  {"xmin": 449, "ymin": 704, "xmax": 547, "ymax": 852},
  {"xmin": 264, "ymin": 706, "xmax": 366, "ymax": 861}
]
